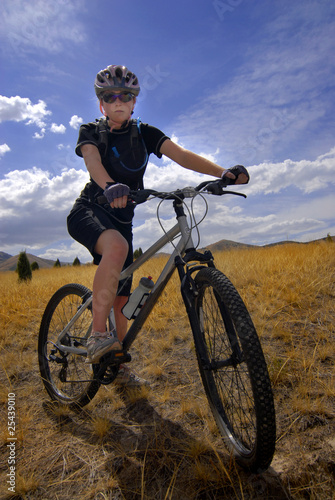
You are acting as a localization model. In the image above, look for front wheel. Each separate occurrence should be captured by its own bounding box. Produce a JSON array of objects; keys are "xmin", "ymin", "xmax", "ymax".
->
[
  {"xmin": 38, "ymin": 283, "xmax": 101, "ymax": 408},
  {"xmin": 193, "ymin": 268, "xmax": 276, "ymax": 473}
]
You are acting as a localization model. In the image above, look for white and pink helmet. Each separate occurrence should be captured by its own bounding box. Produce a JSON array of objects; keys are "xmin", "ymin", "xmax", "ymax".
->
[{"xmin": 94, "ymin": 65, "xmax": 140, "ymax": 97}]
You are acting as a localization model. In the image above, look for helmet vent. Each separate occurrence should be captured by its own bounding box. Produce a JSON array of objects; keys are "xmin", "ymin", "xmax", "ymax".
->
[{"xmin": 115, "ymin": 67, "xmax": 123, "ymax": 81}]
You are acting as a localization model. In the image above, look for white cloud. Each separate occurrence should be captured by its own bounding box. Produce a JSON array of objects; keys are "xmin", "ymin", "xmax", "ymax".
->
[
  {"xmin": 144, "ymin": 160, "xmax": 206, "ymax": 191},
  {"xmin": 38, "ymin": 241, "xmax": 92, "ymax": 263},
  {"xmin": 0, "ymin": 143, "xmax": 10, "ymax": 157},
  {"xmin": 0, "ymin": 167, "xmax": 89, "ymax": 250},
  {"xmin": 132, "ymin": 146, "xmax": 335, "ymax": 250},
  {"xmin": 33, "ymin": 128, "xmax": 46, "ymax": 139},
  {"xmin": 69, "ymin": 115, "xmax": 83, "ymax": 129},
  {"xmin": 1, "ymin": 147, "xmax": 334, "ymax": 261},
  {"xmin": 246, "ymin": 147, "xmax": 335, "ymax": 196},
  {"xmin": 50, "ymin": 123, "xmax": 66, "ymax": 134},
  {"xmin": 0, "ymin": 95, "xmax": 51, "ymax": 129}
]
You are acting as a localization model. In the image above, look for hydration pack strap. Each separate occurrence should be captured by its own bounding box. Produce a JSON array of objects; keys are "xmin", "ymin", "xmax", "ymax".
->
[{"xmin": 96, "ymin": 118, "xmax": 147, "ymax": 190}]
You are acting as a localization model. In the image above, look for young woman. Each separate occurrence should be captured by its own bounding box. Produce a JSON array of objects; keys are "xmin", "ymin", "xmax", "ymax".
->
[{"xmin": 67, "ymin": 65, "xmax": 249, "ymax": 384}]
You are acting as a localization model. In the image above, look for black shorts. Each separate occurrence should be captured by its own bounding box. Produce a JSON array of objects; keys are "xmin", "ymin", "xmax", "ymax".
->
[{"xmin": 67, "ymin": 200, "xmax": 134, "ymax": 296}]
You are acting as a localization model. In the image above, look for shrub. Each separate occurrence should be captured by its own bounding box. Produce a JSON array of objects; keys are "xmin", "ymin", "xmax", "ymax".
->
[
  {"xmin": 134, "ymin": 247, "xmax": 143, "ymax": 260},
  {"xmin": 16, "ymin": 251, "xmax": 32, "ymax": 282}
]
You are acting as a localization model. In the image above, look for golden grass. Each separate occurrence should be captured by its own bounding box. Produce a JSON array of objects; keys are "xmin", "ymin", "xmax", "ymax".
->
[{"xmin": 0, "ymin": 241, "xmax": 334, "ymax": 499}]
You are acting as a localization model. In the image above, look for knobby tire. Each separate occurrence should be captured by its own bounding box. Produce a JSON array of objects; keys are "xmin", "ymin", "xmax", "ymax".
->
[{"xmin": 193, "ymin": 268, "xmax": 276, "ymax": 472}]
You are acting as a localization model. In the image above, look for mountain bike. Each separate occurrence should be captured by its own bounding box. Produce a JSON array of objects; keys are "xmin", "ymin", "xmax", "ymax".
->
[{"xmin": 38, "ymin": 179, "xmax": 276, "ymax": 473}]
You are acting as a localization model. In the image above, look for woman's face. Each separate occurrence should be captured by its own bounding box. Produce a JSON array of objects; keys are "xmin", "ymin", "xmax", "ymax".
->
[{"xmin": 100, "ymin": 91, "xmax": 136, "ymax": 127}]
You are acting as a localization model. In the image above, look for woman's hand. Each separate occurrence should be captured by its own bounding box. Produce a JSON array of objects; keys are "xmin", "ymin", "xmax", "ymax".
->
[
  {"xmin": 221, "ymin": 165, "xmax": 250, "ymax": 185},
  {"xmin": 103, "ymin": 182, "xmax": 130, "ymax": 208}
]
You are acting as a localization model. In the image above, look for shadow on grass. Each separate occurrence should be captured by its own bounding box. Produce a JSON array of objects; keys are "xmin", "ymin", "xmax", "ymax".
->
[{"xmin": 42, "ymin": 393, "xmax": 291, "ymax": 500}]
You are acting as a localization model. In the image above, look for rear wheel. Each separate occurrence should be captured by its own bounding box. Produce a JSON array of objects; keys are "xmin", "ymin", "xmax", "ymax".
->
[
  {"xmin": 38, "ymin": 283, "xmax": 100, "ymax": 408},
  {"xmin": 193, "ymin": 268, "xmax": 276, "ymax": 472}
]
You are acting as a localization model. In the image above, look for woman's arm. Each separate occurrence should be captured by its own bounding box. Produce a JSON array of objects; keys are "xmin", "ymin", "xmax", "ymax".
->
[
  {"xmin": 160, "ymin": 139, "xmax": 249, "ymax": 184},
  {"xmin": 80, "ymin": 144, "xmax": 114, "ymax": 189},
  {"xmin": 160, "ymin": 139, "xmax": 226, "ymax": 178},
  {"xmin": 80, "ymin": 144, "xmax": 128, "ymax": 208}
]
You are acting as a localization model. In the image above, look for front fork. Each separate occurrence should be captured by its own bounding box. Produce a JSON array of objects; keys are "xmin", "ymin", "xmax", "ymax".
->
[
  {"xmin": 176, "ymin": 247, "xmax": 215, "ymax": 305},
  {"xmin": 175, "ymin": 249, "xmax": 215, "ymax": 360},
  {"xmin": 176, "ymin": 249, "xmax": 243, "ymax": 371}
]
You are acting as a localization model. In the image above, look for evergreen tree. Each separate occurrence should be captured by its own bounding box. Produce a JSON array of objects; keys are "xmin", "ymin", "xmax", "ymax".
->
[
  {"xmin": 16, "ymin": 251, "xmax": 32, "ymax": 282},
  {"xmin": 133, "ymin": 247, "xmax": 143, "ymax": 260},
  {"xmin": 54, "ymin": 258, "xmax": 61, "ymax": 268},
  {"xmin": 31, "ymin": 261, "xmax": 39, "ymax": 271},
  {"xmin": 73, "ymin": 256, "xmax": 81, "ymax": 266}
]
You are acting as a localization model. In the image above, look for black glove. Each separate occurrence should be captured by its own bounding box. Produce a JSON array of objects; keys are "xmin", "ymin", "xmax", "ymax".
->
[
  {"xmin": 221, "ymin": 165, "xmax": 250, "ymax": 185},
  {"xmin": 103, "ymin": 182, "xmax": 130, "ymax": 204}
]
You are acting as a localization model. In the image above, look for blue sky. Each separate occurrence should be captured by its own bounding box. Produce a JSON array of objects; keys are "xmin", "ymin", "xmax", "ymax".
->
[{"xmin": 1, "ymin": 0, "xmax": 334, "ymax": 263}]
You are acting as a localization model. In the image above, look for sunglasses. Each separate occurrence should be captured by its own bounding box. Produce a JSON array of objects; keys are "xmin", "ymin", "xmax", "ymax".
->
[{"xmin": 102, "ymin": 92, "xmax": 134, "ymax": 103}]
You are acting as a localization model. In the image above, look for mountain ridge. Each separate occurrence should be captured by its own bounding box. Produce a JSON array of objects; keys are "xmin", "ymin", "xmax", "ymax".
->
[
  {"xmin": 0, "ymin": 253, "xmax": 68, "ymax": 272},
  {"xmin": 0, "ymin": 236, "xmax": 333, "ymax": 272}
]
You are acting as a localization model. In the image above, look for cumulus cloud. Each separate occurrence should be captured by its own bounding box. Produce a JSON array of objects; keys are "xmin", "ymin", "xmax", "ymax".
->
[
  {"xmin": 33, "ymin": 129, "xmax": 46, "ymax": 139},
  {"xmin": 0, "ymin": 166, "xmax": 89, "ymax": 251},
  {"xmin": 131, "ymin": 147, "xmax": 335, "ymax": 250},
  {"xmin": 69, "ymin": 115, "xmax": 83, "ymax": 130},
  {"xmin": 0, "ymin": 95, "xmax": 51, "ymax": 129},
  {"xmin": 0, "ymin": 143, "xmax": 11, "ymax": 158},
  {"xmin": 50, "ymin": 123, "xmax": 66, "ymax": 134},
  {"xmin": 1, "ymin": 147, "xmax": 334, "ymax": 259},
  {"xmin": 246, "ymin": 147, "xmax": 335, "ymax": 195},
  {"xmin": 38, "ymin": 241, "xmax": 92, "ymax": 263}
]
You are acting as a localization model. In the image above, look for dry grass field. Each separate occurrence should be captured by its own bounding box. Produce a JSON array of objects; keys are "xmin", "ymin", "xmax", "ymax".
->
[{"xmin": 0, "ymin": 241, "xmax": 334, "ymax": 499}]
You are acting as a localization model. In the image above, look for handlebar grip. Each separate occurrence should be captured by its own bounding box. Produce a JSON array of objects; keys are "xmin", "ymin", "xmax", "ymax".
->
[{"xmin": 196, "ymin": 179, "xmax": 228, "ymax": 194}]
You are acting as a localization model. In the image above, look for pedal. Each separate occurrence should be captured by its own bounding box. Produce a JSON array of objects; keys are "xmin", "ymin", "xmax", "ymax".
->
[
  {"xmin": 99, "ymin": 350, "xmax": 131, "ymax": 365},
  {"xmin": 92, "ymin": 351, "xmax": 131, "ymax": 384}
]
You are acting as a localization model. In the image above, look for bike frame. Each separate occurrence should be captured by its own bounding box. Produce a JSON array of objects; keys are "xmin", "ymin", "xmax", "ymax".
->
[{"xmin": 54, "ymin": 197, "xmax": 211, "ymax": 357}]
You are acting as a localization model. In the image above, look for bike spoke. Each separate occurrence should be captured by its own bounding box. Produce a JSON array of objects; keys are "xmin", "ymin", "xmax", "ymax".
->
[{"xmin": 38, "ymin": 284, "xmax": 100, "ymax": 407}]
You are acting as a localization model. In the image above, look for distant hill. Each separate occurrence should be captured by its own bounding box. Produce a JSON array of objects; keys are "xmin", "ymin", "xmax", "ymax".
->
[
  {"xmin": 0, "ymin": 251, "xmax": 12, "ymax": 263},
  {"xmin": 205, "ymin": 239, "xmax": 255, "ymax": 252},
  {"xmin": 206, "ymin": 235, "xmax": 334, "ymax": 252},
  {"xmin": 0, "ymin": 235, "xmax": 333, "ymax": 272},
  {"xmin": 0, "ymin": 253, "xmax": 61, "ymax": 272}
]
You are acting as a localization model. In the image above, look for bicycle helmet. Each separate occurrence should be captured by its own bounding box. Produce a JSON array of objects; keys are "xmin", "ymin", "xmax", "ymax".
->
[{"xmin": 94, "ymin": 65, "xmax": 140, "ymax": 98}]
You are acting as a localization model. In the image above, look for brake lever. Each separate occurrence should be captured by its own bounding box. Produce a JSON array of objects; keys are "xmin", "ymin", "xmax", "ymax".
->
[
  {"xmin": 129, "ymin": 189, "xmax": 157, "ymax": 204},
  {"xmin": 203, "ymin": 179, "xmax": 226, "ymax": 195}
]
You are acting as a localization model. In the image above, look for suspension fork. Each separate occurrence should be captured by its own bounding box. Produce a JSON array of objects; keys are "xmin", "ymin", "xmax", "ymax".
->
[
  {"xmin": 175, "ymin": 249, "xmax": 214, "ymax": 336},
  {"xmin": 176, "ymin": 251, "xmax": 243, "ymax": 369}
]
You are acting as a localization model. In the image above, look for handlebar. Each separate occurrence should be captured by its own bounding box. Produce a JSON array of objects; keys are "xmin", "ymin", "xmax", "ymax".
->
[{"xmin": 98, "ymin": 179, "xmax": 247, "ymax": 206}]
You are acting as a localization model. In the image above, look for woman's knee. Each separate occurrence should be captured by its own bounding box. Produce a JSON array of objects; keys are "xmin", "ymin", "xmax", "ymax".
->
[{"xmin": 95, "ymin": 230, "xmax": 129, "ymax": 260}]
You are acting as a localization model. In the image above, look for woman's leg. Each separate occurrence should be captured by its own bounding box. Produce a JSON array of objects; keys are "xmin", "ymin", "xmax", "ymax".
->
[
  {"xmin": 113, "ymin": 295, "xmax": 129, "ymax": 341},
  {"xmin": 92, "ymin": 229, "xmax": 128, "ymax": 337}
]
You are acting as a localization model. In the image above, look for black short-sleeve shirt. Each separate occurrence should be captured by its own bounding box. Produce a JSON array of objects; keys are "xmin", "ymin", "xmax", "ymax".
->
[
  {"xmin": 75, "ymin": 119, "xmax": 169, "ymax": 194},
  {"xmin": 75, "ymin": 119, "xmax": 168, "ymax": 160},
  {"xmin": 68, "ymin": 119, "xmax": 169, "ymax": 280}
]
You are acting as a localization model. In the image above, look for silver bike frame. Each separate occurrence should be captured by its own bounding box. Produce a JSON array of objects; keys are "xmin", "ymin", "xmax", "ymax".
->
[{"xmin": 55, "ymin": 211, "xmax": 195, "ymax": 355}]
